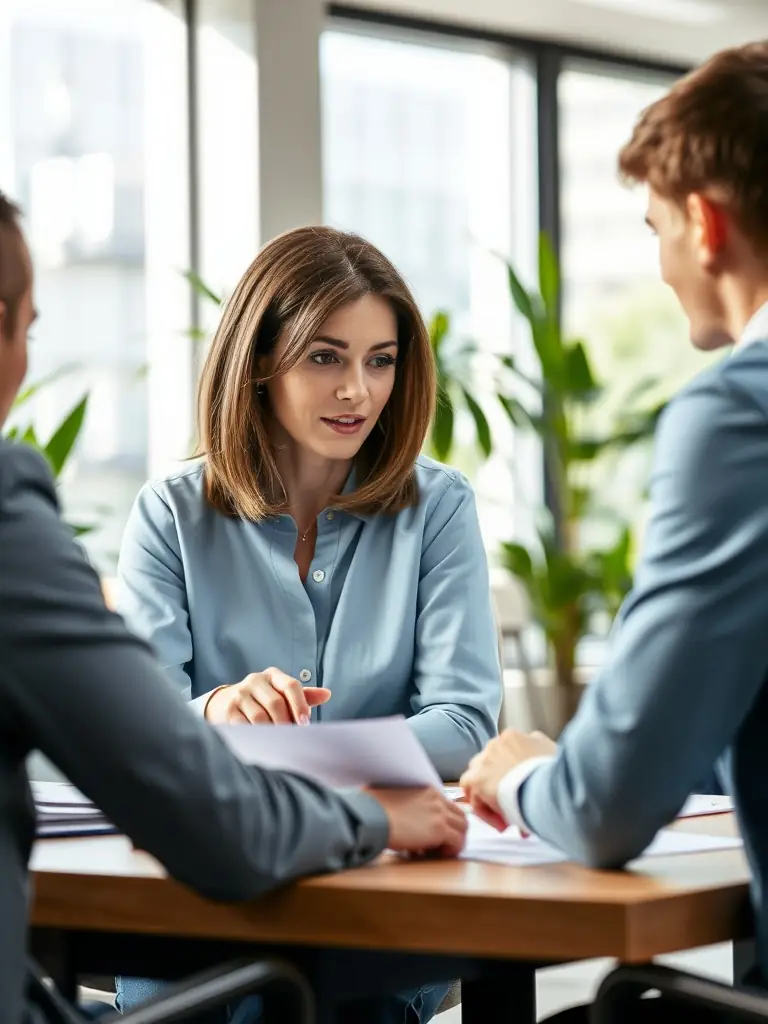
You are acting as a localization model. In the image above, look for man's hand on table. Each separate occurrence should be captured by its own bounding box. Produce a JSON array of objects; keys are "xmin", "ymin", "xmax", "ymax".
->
[
  {"xmin": 369, "ymin": 787, "xmax": 468, "ymax": 858},
  {"xmin": 460, "ymin": 730, "xmax": 557, "ymax": 831}
]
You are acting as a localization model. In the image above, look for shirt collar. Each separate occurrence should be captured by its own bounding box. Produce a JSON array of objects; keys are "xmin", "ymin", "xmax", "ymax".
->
[
  {"xmin": 740, "ymin": 300, "xmax": 768, "ymax": 348},
  {"xmin": 338, "ymin": 465, "xmax": 375, "ymax": 523}
]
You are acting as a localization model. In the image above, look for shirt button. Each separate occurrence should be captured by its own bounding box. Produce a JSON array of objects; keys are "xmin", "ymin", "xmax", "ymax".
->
[
  {"xmin": 312, "ymin": 569, "xmax": 326, "ymax": 583},
  {"xmin": 299, "ymin": 669, "xmax": 312, "ymax": 682},
  {"xmin": 326, "ymin": 511, "xmax": 334, "ymax": 521}
]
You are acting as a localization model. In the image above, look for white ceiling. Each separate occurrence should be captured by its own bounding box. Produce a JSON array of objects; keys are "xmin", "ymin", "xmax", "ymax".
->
[{"xmin": 340, "ymin": 0, "xmax": 768, "ymax": 67}]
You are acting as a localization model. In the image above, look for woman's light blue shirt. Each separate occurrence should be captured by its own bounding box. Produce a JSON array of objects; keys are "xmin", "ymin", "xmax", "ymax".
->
[{"xmin": 117, "ymin": 455, "xmax": 501, "ymax": 780}]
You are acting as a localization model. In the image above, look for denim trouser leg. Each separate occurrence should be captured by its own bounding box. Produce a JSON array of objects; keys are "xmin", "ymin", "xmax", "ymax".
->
[
  {"xmin": 115, "ymin": 975, "xmax": 450, "ymax": 1023},
  {"xmin": 115, "ymin": 977, "xmax": 261, "ymax": 1024}
]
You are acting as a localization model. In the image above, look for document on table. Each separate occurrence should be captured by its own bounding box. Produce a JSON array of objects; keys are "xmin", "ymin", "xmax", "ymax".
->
[
  {"xmin": 678, "ymin": 794, "xmax": 733, "ymax": 818},
  {"xmin": 459, "ymin": 813, "xmax": 743, "ymax": 868},
  {"xmin": 31, "ymin": 781, "xmax": 117, "ymax": 838},
  {"xmin": 217, "ymin": 715, "xmax": 442, "ymax": 789}
]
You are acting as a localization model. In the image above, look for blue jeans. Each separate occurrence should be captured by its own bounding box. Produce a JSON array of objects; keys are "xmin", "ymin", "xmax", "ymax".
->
[{"xmin": 115, "ymin": 975, "xmax": 450, "ymax": 1023}]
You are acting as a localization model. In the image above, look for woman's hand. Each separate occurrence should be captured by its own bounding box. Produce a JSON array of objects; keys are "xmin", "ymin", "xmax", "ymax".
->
[{"xmin": 204, "ymin": 667, "xmax": 331, "ymax": 725}]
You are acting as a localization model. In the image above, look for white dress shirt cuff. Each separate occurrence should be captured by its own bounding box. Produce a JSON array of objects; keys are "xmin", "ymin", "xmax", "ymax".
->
[{"xmin": 497, "ymin": 756, "xmax": 554, "ymax": 833}]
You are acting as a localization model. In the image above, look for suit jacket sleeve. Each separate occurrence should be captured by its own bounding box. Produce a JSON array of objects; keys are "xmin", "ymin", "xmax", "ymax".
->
[
  {"xmin": 519, "ymin": 372, "xmax": 768, "ymax": 868},
  {"xmin": 0, "ymin": 444, "xmax": 388, "ymax": 899}
]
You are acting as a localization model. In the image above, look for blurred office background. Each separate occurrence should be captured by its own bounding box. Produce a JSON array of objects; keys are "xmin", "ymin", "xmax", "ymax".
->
[{"xmin": 2, "ymin": 0, "xmax": 767, "ymax": 675}]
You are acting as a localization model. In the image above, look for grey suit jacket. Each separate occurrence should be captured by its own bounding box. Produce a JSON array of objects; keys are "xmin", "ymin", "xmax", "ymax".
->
[
  {"xmin": 0, "ymin": 441, "xmax": 389, "ymax": 1024},
  {"xmin": 519, "ymin": 340, "xmax": 768, "ymax": 980}
]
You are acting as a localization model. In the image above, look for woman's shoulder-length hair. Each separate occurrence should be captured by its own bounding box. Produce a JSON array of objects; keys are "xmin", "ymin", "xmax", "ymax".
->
[{"xmin": 196, "ymin": 225, "xmax": 437, "ymax": 521}]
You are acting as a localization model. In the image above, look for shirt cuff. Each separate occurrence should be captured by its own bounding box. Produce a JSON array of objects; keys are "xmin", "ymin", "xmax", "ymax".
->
[
  {"xmin": 497, "ymin": 756, "xmax": 554, "ymax": 833},
  {"xmin": 189, "ymin": 686, "xmax": 229, "ymax": 719}
]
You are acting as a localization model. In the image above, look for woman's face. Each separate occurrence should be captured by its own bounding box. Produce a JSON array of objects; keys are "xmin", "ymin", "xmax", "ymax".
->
[{"xmin": 265, "ymin": 294, "xmax": 398, "ymax": 463}]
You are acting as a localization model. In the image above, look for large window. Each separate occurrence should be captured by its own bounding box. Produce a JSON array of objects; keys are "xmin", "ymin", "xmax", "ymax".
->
[
  {"xmin": 1, "ymin": 0, "xmax": 188, "ymax": 571},
  {"xmin": 558, "ymin": 61, "xmax": 708, "ymax": 561},
  {"xmin": 321, "ymin": 26, "xmax": 540, "ymax": 552}
]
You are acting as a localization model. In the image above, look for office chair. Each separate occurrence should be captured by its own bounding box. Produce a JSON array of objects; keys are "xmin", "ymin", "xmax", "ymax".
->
[
  {"xmin": 591, "ymin": 963, "xmax": 768, "ymax": 1024},
  {"xmin": 26, "ymin": 956, "xmax": 314, "ymax": 1024}
]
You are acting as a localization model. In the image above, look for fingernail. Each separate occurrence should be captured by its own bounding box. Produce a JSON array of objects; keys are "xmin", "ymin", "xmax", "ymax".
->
[{"xmin": 299, "ymin": 714, "xmax": 310, "ymax": 726}]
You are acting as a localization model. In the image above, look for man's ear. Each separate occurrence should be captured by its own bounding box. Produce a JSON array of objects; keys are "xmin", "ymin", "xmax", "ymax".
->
[{"xmin": 687, "ymin": 193, "xmax": 728, "ymax": 268}]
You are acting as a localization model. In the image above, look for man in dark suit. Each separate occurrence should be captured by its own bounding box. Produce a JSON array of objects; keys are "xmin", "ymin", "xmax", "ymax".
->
[
  {"xmin": 462, "ymin": 41, "xmax": 768, "ymax": 1022},
  {"xmin": 0, "ymin": 191, "xmax": 467, "ymax": 1024}
]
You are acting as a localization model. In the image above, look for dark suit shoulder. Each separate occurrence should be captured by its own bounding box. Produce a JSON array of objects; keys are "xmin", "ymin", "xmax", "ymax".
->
[{"xmin": 0, "ymin": 439, "xmax": 58, "ymax": 513}]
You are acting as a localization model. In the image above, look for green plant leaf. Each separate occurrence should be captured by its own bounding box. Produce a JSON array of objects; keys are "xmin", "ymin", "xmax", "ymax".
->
[
  {"xmin": 431, "ymin": 388, "xmax": 454, "ymax": 461},
  {"xmin": 538, "ymin": 231, "xmax": 560, "ymax": 317},
  {"xmin": 44, "ymin": 395, "xmax": 88, "ymax": 477},
  {"xmin": 502, "ymin": 542, "xmax": 535, "ymax": 586},
  {"xmin": 529, "ymin": 306, "xmax": 565, "ymax": 387},
  {"xmin": 505, "ymin": 262, "xmax": 536, "ymax": 327},
  {"xmin": 569, "ymin": 485, "xmax": 592, "ymax": 520},
  {"xmin": 429, "ymin": 311, "xmax": 450, "ymax": 357},
  {"xmin": 542, "ymin": 549, "xmax": 595, "ymax": 611},
  {"xmin": 21, "ymin": 424, "xmax": 39, "ymax": 447},
  {"xmin": 182, "ymin": 269, "xmax": 222, "ymax": 306},
  {"xmin": 461, "ymin": 387, "xmax": 492, "ymax": 458},
  {"xmin": 586, "ymin": 525, "xmax": 634, "ymax": 609},
  {"xmin": 563, "ymin": 340, "xmax": 601, "ymax": 401},
  {"xmin": 497, "ymin": 393, "xmax": 538, "ymax": 432},
  {"xmin": 70, "ymin": 522, "xmax": 95, "ymax": 537}
]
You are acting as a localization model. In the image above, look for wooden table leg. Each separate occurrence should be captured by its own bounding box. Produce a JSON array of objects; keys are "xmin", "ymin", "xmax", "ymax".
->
[{"xmin": 461, "ymin": 963, "xmax": 536, "ymax": 1024}]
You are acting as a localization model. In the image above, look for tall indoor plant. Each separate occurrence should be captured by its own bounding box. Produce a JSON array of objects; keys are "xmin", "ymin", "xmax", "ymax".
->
[{"xmin": 498, "ymin": 234, "xmax": 664, "ymax": 730}]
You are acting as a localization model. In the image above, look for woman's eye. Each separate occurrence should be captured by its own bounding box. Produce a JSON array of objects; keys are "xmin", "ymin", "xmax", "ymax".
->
[
  {"xmin": 370, "ymin": 354, "xmax": 396, "ymax": 369},
  {"xmin": 309, "ymin": 351, "xmax": 339, "ymax": 366}
]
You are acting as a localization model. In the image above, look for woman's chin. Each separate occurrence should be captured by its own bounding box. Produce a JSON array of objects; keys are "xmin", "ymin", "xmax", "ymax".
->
[{"xmin": 308, "ymin": 436, "xmax": 364, "ymax": 461}]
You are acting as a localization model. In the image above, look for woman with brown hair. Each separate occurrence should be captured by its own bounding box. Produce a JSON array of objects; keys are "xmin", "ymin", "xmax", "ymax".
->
[{"xmin": 115, "ymin": 226, "xmax": 501, "ymax": 1021}]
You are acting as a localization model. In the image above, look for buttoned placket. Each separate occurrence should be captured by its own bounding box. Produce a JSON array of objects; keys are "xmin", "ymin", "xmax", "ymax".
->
[{"xmin": 268, "ymin": 510, "xmax": 341, "ymax": 721}]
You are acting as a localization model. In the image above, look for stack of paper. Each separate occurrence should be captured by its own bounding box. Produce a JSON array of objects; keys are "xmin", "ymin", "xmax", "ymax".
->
[{"xmin": 32, "ymin": 781, "xmax": 116, "ymax": 838}]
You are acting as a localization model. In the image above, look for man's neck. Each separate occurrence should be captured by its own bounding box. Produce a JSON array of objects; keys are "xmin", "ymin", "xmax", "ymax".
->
[{"xmin": 722, "ymin": 275, "xmax": 768, "ymax": 344}]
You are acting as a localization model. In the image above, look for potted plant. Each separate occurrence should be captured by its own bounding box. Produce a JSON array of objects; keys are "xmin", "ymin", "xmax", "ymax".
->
[{"xmin": 497, "ymin": 234, "xmax": 664, "ymax": 732}]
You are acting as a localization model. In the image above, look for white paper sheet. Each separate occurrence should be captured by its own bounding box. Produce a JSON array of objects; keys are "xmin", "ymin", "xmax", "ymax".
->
[
  {"xmin": 678, "ymin": 794, "xmax": 734, "ymax": 818},
  {"xmin": 459, "ymin": 813, "xmax": 742, "ymax": 868},
  {"xmin": 217, "ymin": 715, "xmax": 442, "ymax": 789},
  {"xmin": 31, "ymin": 781, "xmax": 92, "ymax": 806},
  {"xmin": 444, "ymin": 786, "xmax": 463, "ymax": 801}
]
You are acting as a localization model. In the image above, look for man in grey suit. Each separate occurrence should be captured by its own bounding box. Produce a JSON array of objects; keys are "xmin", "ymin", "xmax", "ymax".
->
[
  {"xmin": 0, "ymin": 191, "xmax": 467, "ymax": 1024},
  {"xmin": 462, "ymin": 40, "xmax": 768, "ymax": 1022}
]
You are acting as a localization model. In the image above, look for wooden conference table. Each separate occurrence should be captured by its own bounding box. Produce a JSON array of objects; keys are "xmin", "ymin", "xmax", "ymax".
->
[{"xmin": 30, "ymin": 814, "xmax": 753, "ymax": 1024}]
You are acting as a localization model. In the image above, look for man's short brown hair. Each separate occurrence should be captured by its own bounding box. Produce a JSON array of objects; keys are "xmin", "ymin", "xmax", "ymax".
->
[
  {"xmin": 0, "ymin": 192, "xmax": 27, "ymax": 336},
  {"xmin": 197, "ymin": 225, "xmax": 436, "ymax": 521},
  {"xmin": 619, "ymin": 42, "xmax": 768, "ymax": 248}
]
